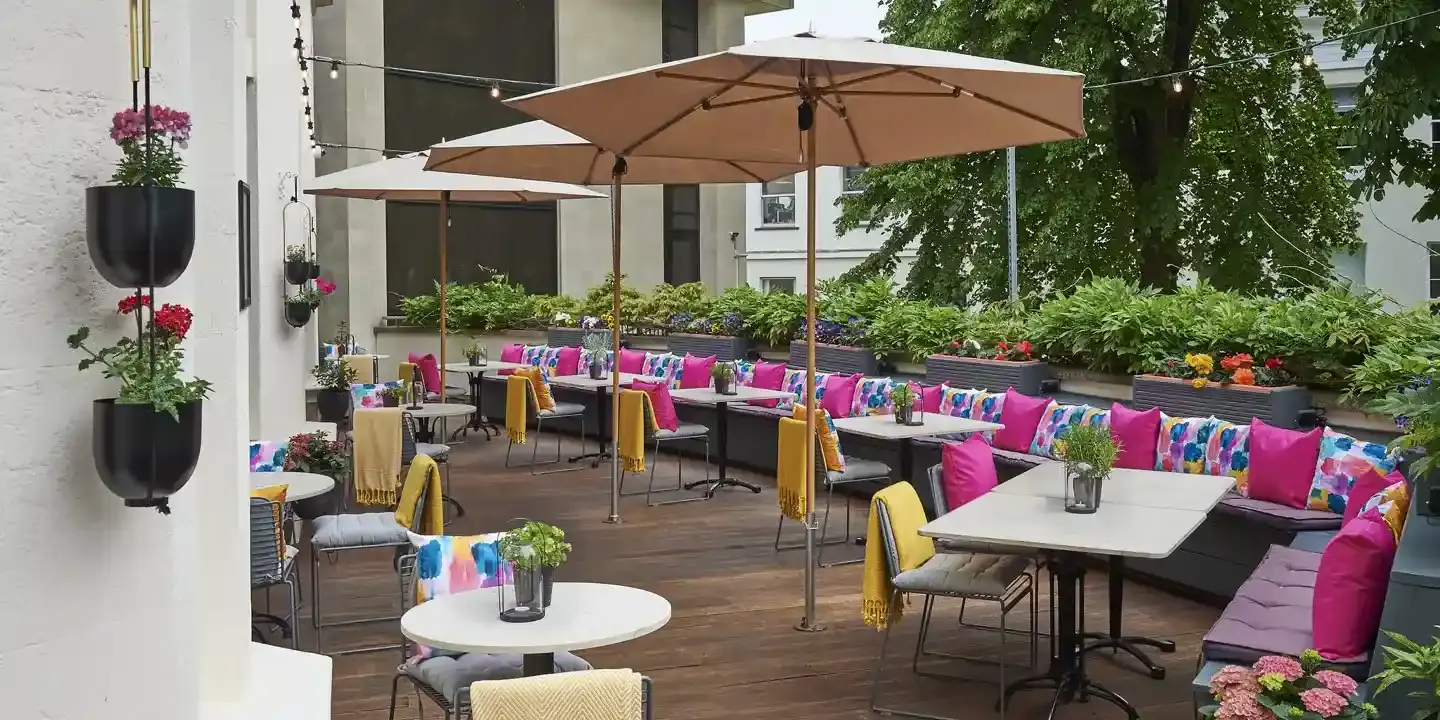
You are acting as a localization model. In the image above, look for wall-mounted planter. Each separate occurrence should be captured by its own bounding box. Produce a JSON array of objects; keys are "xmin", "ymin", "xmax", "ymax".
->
[
  {"xmin": 668, "ymin": 333, "xmax": 749, "ymax": 362},
  {"xmin": 788, "ymin": 342, "xmax": 879, "ymax": 375},
  {"xmin": 284, "ymin": 259, "xmax": 310, "ymax": 285},
  {"xmin": 547, "ymin": 327, "xmax": 608, "ymax": 348},
  {"xmin": 1132, "ymin": 375, "xmax": 1312, "ymax": 429},
  {"xmin": 284, "ymin": 301, "xmax": 313, "ymax": 328},
  {"xmin": 85, "ymin": 185, "xmax": 196, "ymax": 288},
  {"xmin": 925, "ymin": 355, "xmax": 1050, "ymax": 395},
  {"xmin": 93, "ymin": 399, "xmax": 202, "ymax": 509},
  {"xmin": 307, "ymin": 262, "xmax": 321, "ymax": 280}
]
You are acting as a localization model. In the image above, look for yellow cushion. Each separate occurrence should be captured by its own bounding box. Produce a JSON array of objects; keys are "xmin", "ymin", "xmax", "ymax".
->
[
  {"xmin": 793, "ymin": 404, "xmax": 845, "ymax": 473},
  {"xmin": 398, "ymin": 361, "xmax": 417, "ymax": 386},
  {"xmin": 251, "ymin": 483, "xmax": 289, "ymax": 559},
  {"xmin": 515, "ymin": 367, "xmax": 555, "ymax": 411}
]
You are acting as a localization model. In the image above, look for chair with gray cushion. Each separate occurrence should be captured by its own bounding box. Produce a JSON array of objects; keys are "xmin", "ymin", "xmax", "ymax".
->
[
  {"xmin": 775, "ymin": 432, "xmax": 891, "ymax": 567},
  {"xmin": 387, "ymin": 554, "xmax": 593, "ymax": 720},
  {"xmin": 618, "ymin": 394, "xmax": 711, "ymax": 507},
  {"xmin": 868, "ymin": 488, "xmax": 1038, "ymax": 720},
  {"xmin": 402, "ymin": 411, "xmax": 456, "ymax": 524},
  {"xmin": 250, "ymin": 497, "xmax": 299, "ymax": 649},
  {"xmin": 503, "ymin": 378, "xmax": 589, "ymax": 476}
]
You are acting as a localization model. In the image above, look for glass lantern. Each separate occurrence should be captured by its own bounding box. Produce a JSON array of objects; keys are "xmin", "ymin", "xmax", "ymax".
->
[
  {"xmin": 497, "ymin": 550, "xmax": 547, "ymax": 623},
  {"xmin": 1063, "ymin": 461, "xmax": 1104, "ymax": 514}
]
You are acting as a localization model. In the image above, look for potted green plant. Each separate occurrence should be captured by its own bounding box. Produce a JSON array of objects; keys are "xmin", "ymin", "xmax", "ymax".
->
[
  {"xmin": 669, "ymin": 311, "xmax": 750, "ymax": 361},
  {"xmin": 463, "ymin": 340, "xmax": 486, "ymax": 367},
  {"xmin": 1371, "ymin": 627, "xmax": 1440, "ymax": 720},
  {"xmin": 498, "ymin": 520, "xmax": 571, "ymax": 608},
  {"xmin": 380, "ymin": 385, "xmax": 406, "ymax": 408},
  {"xmin": 890, "ymin": 382, "xmax": 918, "ymax": 425},
  {"xmin": 1137, "ymin": 352, "xmax": 1311, "ymax": 429},
  {"xmin": 282, "ymin": 430, "xmax": 348, "ymax": 519},
  {"xmin": 284, "ymin": 280, "xmax": 335, "ymax": 329},
  {"xmin": 1055, "ymin": 424, "xmax": 1118, "ymax": 514},
  {"xmin": 311, "ymin": 359, "xmax": 356, "ymax": 424},
  {"xmin": 67, "ymin": 295, "xmax": 211, "ymax": 511},
  {"xmin": 712, "ymin": 361, "xmax": 737, "ymax": 395},
  {"xmin": 927, "ymin": 339, "xmax": 1050, "ymax": 396},
  {"xmin": 283, "ymin": 245, "xmax": 310, "ymax": 284},
  {"xmin": 86, "ymin": 105, "xmax": 196, "ymax": 288},
  {"xmin": 582, "ymin": 333, "xmax": 608, "ymax": 380}
]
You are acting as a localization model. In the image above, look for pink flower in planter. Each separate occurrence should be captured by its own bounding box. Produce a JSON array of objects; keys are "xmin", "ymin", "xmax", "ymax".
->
[
  {"xmin": 1253, "ymin": 655, "xmax": 1303, "ymax": 682},
  {"xmin": 1300, "ymin": 688, "xmax": 1348, "ymax": 718},
  {"xmin": 1312, "ymin": 670, "xmax": 1357, "ymax": 698},
  {"xmin": 316, "ymin": 278, "xmax": 337, "ymax": 295}
]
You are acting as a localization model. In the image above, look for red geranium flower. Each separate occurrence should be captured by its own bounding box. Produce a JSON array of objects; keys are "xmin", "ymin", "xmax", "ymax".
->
[
  {"xmin": 316, "ymin": 278, "xmax": 336, "ymax": 295},
  {"xmin": 996, "ymin": 341, "xmax": 1010, "ymax": 352},
  {"xmin": 117, "ymin": 295, "xmax": 152, "ymax": 315},
  {"xmin": 153, "ymin": 303, "xmax": 193, "ymax": 340},
  {"xmin": 1265, "ymin": 357, "xmax": 1283, "ymax": 369},
  {"xmin": 1017, "ymin": 340, "xmax": 1033, "ymax": 359}
]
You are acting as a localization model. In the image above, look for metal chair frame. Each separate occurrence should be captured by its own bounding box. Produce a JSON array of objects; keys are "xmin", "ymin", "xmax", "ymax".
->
[
  {"xmin": 403, "ymin": 411, "xmax": 457, "ymax": 524},
  {"xmin": 503, "ymin": 379, "xmax": 588, "ymax": 475},
  {"xmin": 774, "ymin": 434, "xmax": 889, "ymax": 567},
  {"xmin": 617, "ymin": 398, "xmax": 712, "ymax": 506},
  {"xmin": 251, "ymin": 497, "xmax": 299, "ymax": 649}
]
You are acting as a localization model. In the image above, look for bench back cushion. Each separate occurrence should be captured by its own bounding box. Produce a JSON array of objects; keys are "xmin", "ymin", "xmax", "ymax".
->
[
  {"xmin": 1312, "ymin": 510, "xmax": 1396, "ymax": 661},
  {"xmin": 1110, "ymin": 404, "xmax": 1162, "ymax": 470},
  {"xmin": 1156, "ymin": 414, "xmax": 1217, "ymax": 475},
  {"xmin": 1248, "ymin": 421, "xmax": 1323, "ymax": 510},
  {"xmin": 1309, "ymin": 429, "xmax": 1399, "ymax": 515}
]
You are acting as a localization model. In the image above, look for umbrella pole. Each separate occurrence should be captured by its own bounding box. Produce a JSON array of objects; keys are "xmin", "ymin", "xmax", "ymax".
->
[
  {"xmin": 606, "ymin": 158, "xmax": 627, "ymax": 524},
  {"xmin": 439, "ymin": 190, "xmax": 449, "ymax": 403},
  {"xmin": 797, "ymin": 96, "xmax": 823, "ymax": 633}
]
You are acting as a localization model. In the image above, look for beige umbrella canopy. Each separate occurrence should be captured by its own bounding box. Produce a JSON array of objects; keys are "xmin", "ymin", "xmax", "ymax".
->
[
  {"xmin": 504, "ymin": 33, "xmax": 1084, "ymax": 632},
  {"xmin": 426, "ymin": 121, "xmax": 802, "ymax": 526}
]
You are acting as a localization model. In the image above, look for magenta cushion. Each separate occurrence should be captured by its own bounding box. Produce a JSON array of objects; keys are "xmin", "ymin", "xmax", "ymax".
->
[
  {"xmin": 631, "ymin": 379, "xmax": 679, "ymax": 432},
  {"xmin": 1247, "ymin": 420, "xmax": 1324, "ymax": 509},
  {"xmin": 747, "ymin": 360, "xmax": 788, "ymax": 408},
  {"xmin": 820, "ymin": 373, "xmax": 863, "ymax": 419},
  {"xmin": 680, "ymin": 353, "xmax": 716, "ymax": 390},
  {"xmin": 1313, "ymin": 509, "xmax": 1397, "ymax": 660},
  {"xmin": 920, "ymin": 383, "xmax": 947, "ymax": 414},
  {"xmin": 993, "ymin": 388, "xmax": 1050, "ymax": 453},
  {"xmin": 1344, "ymin": 469, "xmax": 1403, "ymax": 527},
  {"xmin": 941, "ymin": 434, "xmax": 998, "ymax": 510},
  {"xmin": 554, "ymin": 346, "xmax": 582, "ymax": 377},
  {"xmin": 617, "ymin": 348, "xmax": 646, "ymax": 374},
  {"xmin": 407, "ymin": 352, "xmax": 443, "ymax": 393},
  {"xmin": 1109, "ymin": 404, "xmax": 1162, "ymax": 471},
  {"xmin": 498, "ymin": 344, "xmax": 524, "ymax": 376}
]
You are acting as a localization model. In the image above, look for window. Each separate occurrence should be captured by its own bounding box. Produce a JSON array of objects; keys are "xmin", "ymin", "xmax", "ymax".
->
[
  {"xmin": 842, "ymin": 165, "xmax": 867, "ymax": 194},
  {"xmin": 1429, "ymin": 242, "xmax": 1440, "ymax": 301},
  {"xmin": 664, "ymin": 184, "xmax": 700, "ymax": 284},
  {"xmin": 1332, "ymin": 86, "xmax": 1360, "ymax": 180},
  {"xmin": 761, "ymin": 277, "xmax": 796, "ymax": 294},
  {"xmin": 662, "ymin": 0, "xmax": 698, "ymax": 62},
  {"xmin": 760, "ymin": 175, "xmax": 796, "ymax": 225}
]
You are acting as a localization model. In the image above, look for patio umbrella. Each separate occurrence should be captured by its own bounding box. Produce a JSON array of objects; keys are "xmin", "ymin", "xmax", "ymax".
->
[
  {"xmin": 503, "ymin": 33, "xmax": 1085, "ymax": 631},
  {"xmin": 305, "ymin": 151, "xmax": 603, "ymax": 396},
  {"xmin": 426, "ymin": 120, "xmax": 803, "ymax": 525}
]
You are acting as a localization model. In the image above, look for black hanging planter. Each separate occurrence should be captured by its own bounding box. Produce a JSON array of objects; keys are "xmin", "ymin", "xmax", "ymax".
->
[
  {"xmin": 308, "ymin": 262, "xmax": 321, "ymax": 280},
  {"xmin": 315, "ymin": 388, "xmax": 351, "ymax": 424},
  {"xmin": 284, "ymin": 259, "xmax": 310, "ymax": 285},
  {"xmin": 93, "ymin": 399, "xmax": 203, "ymax": 510},
  {"xmin": 284, "ymin": 301, "xmax": 313, "ymax": 328},
  {"xmin": 86, "ymin": 185, "xmax": 196, "ymax": 288}
]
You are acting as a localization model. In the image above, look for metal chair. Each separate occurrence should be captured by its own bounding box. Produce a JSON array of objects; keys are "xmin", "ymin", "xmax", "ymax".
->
[
  {"xmin": 387, "ymin": 553, "xmax": 594, "ymax": 720},
  {"xmin": 503, "ymin": 377, "xmax": 588, "ymax": 475},
  {"xmin": 403, "ymin": 411, "xmax": 456, "ymax": 523},
  {"xmin": 618, "ymin": 392, "xmax": 711, "ymax": 506},
  {"xmin": 251, "ymin": 497, "xmax": 299, "ymax": 649},
  {"xmin": 868, "ymin": 490, "xmax": 1038, "ymax": 720},
  {"xmin": 774, "ymin": 433, "xmax": 891, "ymax": 567},
  {"xmin": 468, "ymin": 672, "xmax": 654, "ymax": 720}
]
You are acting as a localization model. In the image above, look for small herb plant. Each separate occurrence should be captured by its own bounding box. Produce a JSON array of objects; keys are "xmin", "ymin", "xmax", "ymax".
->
[
  {"xmin": 463, "ymin": 340, "xmax": 483, "ymax": 360},
  {"xmin": 711, "ymin": 362, "xmax": 735, "ymax": 380},
  {"xmin": 381, "ymin": 385, "xmax": 407, "ymax": 401},
  {"xmin": 1055, "ymin": 424, "xmax": 1119, "ymax": 475},
  {"xmin": 582, "ymin": 333, "xmax": 609, "ymax": 354},
  {"xmin": 290, "ymin": 280, "xmax": 336, "ymax": 310},
  {"xmin": 890, "ymin": 382, "xmax": 917, "ymax": 409},
  {"xmin": 498, "ymin": 520, "xmax": 572, "ymax": 570},
  {"xmin": 285, "ymin": 245, "xmax": 308, "ymax": 263},
  {"xmin": 312, "ymin": 358, "xmax": 357, "ymax": 391},
  {"xmin": 1371, "ymin": 626, "xmax": 1440, "ymax": 719}
]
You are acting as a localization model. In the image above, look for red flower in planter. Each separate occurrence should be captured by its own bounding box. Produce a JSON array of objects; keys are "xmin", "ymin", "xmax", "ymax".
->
[
  {"xmin": 1017, "ymin": 340, "xmax": 1033, "ymax": 360},
  {"xmin": 117, "ymin": 295, "xmax": 152, "ymax": 315},
  {"xmin": 1265, "ymin": 357, "xmax": 1283, "ymax": 369},
  {"xmin": 316, "ymin": 278, "xmax": 337, "ymax": 295},
  {"xmin": 1220, "ymin": 353, "xmax": 1254, "ymax": 372},
  {"xmin": 153, "ymin": 303, "xmax": 193, "ymax": 340}
]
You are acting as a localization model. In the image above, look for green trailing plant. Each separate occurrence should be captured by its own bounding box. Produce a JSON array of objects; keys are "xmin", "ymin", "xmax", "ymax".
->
[
  {"xmin": 285, "ymin": 245, "xmax": 308, "ymax": 263},
  {"xmin": 1371, "ymin": 627, "xmax": 1440, "ymax": 719},
  {"xmin": 1370, "ymin": 372, "xmax": 1440, "ymax": 480},
  {"xmin": 498, "ymin": 520, "xmax": 572, "ymax": 570},
  {"xmin": 1055, "ymin": 424, "xmax": 1119, "ymax": 476},
  {"xmin": 312, "ymin": 358, "xmax": 356, "ymax": 391}
]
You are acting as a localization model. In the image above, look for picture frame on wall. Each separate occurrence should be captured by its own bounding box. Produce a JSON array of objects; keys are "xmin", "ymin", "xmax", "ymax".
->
[{"xmin": 237, "ymin": 180, "xmax": 252, "ymax": 310}]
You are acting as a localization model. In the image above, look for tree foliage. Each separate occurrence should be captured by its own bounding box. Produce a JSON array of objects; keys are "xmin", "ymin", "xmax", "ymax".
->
[
  {"xmin": 1343, "ymin": 0, "xmax": 1440, "ymax": 223},
  {"xmin": 838, "ymin": 0, "xmax": 1362, "ymax": 305}
]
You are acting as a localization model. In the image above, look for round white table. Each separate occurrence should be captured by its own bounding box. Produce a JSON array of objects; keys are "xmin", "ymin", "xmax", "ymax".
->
[
  {"xmin": 250, "ymin": 471, "xmax": 335, "ymax": 501},
  {"xmin": 400, "ymin": 582, "xmax": 671, "ymax": 676}
]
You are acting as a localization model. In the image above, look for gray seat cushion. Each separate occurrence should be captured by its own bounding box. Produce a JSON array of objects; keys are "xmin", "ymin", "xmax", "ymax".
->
[
  {"xmin": 990, "ymin": 448, "xmax": 1050, "ymax": 470},
  {"xmin": 416, "ymin": 442, "xmax": 450, "ymax": 460},
  {"xmin": 426, "ymin": 386, "xmax": 470, "ymax": 401},
  {"xmin": 730, "ymin": 404, "xmax": 791, "ymax": 418},
  {"xmin": 311, "ymin": 512, "xmax": 408, "ymax": 550},
  {"xmin": 937, "ymin": 538, "xmax": 1040, "ymax": 557},
  {"xmin": 539, "ymin": 402, "xmax": 586, "ymax": 417},
  {"xmin": 407, "ymin": 652, "xmax": 592, "ymax": 703},
  {"xmin": 827, "ymin": 457, "xmax": 890, "ymax": 485},
  {"xmin": 893, "ymin": 551, "xmax": 1032, "ymax": 598},
  {"xmin": 655, "ymin": 423, "xmax": 708, "ymax": 439},
  {"xmin": 1215, "ymin": 494, "xmax": 1342, "ymax": 532}
]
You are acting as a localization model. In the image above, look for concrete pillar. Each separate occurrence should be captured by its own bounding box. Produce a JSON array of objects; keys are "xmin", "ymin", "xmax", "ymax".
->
[{"xmin": 699, "ymin": 0, "xmax": 749, "ymax": 292}]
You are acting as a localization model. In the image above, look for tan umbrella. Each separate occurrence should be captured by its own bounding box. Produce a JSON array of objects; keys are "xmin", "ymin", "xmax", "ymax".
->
[
  {"xmin": 504, "ymin": 33, "xmax": 1084, "ymax": 631},
  {"xmin": 426, "ymin": 121, "xmax": 803, "ymax": 526}
]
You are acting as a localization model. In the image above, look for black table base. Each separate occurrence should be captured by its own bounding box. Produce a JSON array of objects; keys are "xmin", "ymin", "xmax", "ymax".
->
[
  {"xmin": 1082, "ymin": 555, "xmax": 1174, "ymax": 679},
  {"xmin": 413, "ymin": 416, "xmax": 466, "ymax": 521},
  {"xmin": 569, "ymin": 385, "xmax": 611, "ymax": 468},
  {"xmin": 522, "ymin": 652, "xmax": 554, "ymax": 677},
  {"xmin": 683, "ymin": 401, "xmax": 762, "ymax": 498},
  {"xmin": 460, "ymin": 373, "xmax": 499, "ymax": 441}
]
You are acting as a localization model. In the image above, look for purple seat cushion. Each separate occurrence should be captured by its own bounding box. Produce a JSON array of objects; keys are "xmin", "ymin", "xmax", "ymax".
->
[
  {"xmin": 1202, "ymin": 544, "xmax": 1369, "ymax": 679},
  {"xmin": 1216, "ymin": 493, "xmax": 1343, "ymax": 532}
]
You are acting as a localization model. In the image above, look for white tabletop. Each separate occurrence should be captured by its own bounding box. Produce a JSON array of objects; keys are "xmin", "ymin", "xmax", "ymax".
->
[
  {"xmin": 994, "ymin": 464, "xmax": 1235, "ymax": 512},
  {"xmin": 547, "ymin": 372, "xmax": 653, "ymax": 390},
  {"xmin": 445, "ymin": 361, "xmax": 531, "ymax": 373},
  {"xmin": 401, "ymin": 582, "xmax": 671, "ymax": 655},
  {"xmin": 251, "ymin": 471, "xmax": 336, "ymax": 501},
  {"xmin": 378, "ymin": 402, "xmax": 476, "ymax": 419},
  {"xmin": 832, "ymin": 412, "xmax": 1003, "ymax": 439},
  {"xmin": 671, "ymin": 385, "xmax": 796, "ymax": 405},
  {"xmin": 919, "ymin": 492, "xmax": 1207, "ymax": 559}
]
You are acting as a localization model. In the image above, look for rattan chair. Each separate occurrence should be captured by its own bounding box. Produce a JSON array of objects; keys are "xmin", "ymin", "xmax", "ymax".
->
[
  {"xmin": 617, "ymin": 391, "xmax": 711, "ymax": 506},
  {"xmin": 250, "ymin": 497, "xmax": 299, "ymax": 649},
  {"xmin": 774, "ymin": 432, "xmax": 891, "ymax": 567},
  {"xmin": 468, "ymin": 672, "xmax": 654, "ymax": 720},
  {"xmin": 503, "ymin": 378, "xmax": 588, "ymax": 475}
]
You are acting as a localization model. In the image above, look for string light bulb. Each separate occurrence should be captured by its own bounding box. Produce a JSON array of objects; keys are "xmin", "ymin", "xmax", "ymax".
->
[
  {"xmin": 312, "ymin": 144, "xmax": 323, "ymax": 158},
  {"xmin": 330, "ymin": 61, "xmax": 339, "ymax": 79},
  {"xmin": 1171, "ymin": 78, "xmax": 1184, "ymax": 93},
  {"xmin": 1119, "ymin": 57, "xmax": 1129, "ymax": 68},
  {"xmin": 490, "ymin": 83, "xmax": 501, "ymax": 98},
  {"xmin": 1301, "ymin": 54, "xmax": 1314, "ymax": 67}
]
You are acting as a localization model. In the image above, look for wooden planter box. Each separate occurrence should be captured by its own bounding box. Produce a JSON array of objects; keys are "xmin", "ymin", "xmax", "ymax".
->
[
  {"xmin": 924, "ymin": 355, "xmax": 1050, "ymax": 395},
  {"xmin": 788, "ymin": 342, "xmax": 878, "ymax": 375},
  {"xmin": 667, "ymin": 333, "xmax": 749, "ymax": 362},
  {"xmin": 1132, "ymin": 375, "xmax": 1311, "ymax": 429},
  {"xmin": 547, "ymin": 327, "xmax": 609, "ymax": 348}
]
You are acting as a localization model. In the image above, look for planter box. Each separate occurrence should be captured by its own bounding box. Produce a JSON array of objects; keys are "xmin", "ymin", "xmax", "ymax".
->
[
  {"xmin": 547, "ymin": 327, "xmax": 609, "ymax": 348},
  {"xmin": 667, "ymin": 333, "xmax": 749, "ymax": 362},
  {"xmin": 925, "ymin": 355, "xmax": 1050, "ymax": 395},
  {"xmin": 788, "ymin": 342, "xmax": 879, "ymax": 375},
  {"xmin": 1132, "ymin": 375, "xmax": 1311, "ymax": 429}
]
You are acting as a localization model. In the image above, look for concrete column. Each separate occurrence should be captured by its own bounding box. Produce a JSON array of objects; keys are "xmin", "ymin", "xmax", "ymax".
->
[{"xmin": 699, "ymin": 0, "xmax": 749, "ymax": 291}]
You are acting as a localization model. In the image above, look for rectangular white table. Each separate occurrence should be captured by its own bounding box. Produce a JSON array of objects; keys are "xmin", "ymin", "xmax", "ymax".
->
[
  {"xmin": 546, "ymin": 373, "xmax": 657, "ymax": 467},
  {"xmin": 832, "ymin": 412, "xmax": 1003, "ymax": 486},
  {"xmin": 670, "ymin": 385, "xmax": 796, "ymax": 499},
  {"xmin": 444, "ymin": 361, "xmax": 532, "ymax": 440}
]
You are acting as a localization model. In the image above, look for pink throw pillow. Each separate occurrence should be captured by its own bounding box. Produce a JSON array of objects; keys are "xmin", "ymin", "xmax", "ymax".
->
[
  {"xmin": 1313, "ymin": 509, "xmax": 1397, "ymax": 660},
  {"xmin": 554, "ymin": 346, "xmax": 581, "ymax": 376},
  {"xmin": 1247, "ymin": 420, "xmax": 1323, "ymax": 509},
  {"xmin": 407, "ymin": 352, "xmax": 443, "ymax": 392},
  {"xmin": 680, "ymin": 354, "xmax": 716, "ymax": 390},
  {"xmin": 941, "ymin": 434, "xmax": 998, "ymax": 511},
  {"xmin": 920, "ymin": 383, "xmax": 947, "ymax": 414},
  {"xmin": 747, "ymin": 360, "xmax": 788, "ymax": 408},
  {"xmin": 631, "ymin": 379, "xmax": 679, "ymax": 431},
  {"xmin": 993, "ymin": 388, "xmax": 1050, "ymax": 453},
  {"xmin": 617, "ymin": 348, "xmax": 646, "ymax": 374},
  {"xmin": 498, "ymin": 344, "xmax": 524, "ymax": 376},
  {"xmin": 1344, "ymin": 469, "xmax": 1403, "ymax": 527},
  {"xmin": 1109, "ymin": 404, "xmax": 1162, "ymax": 471},
  {"xmin": 820, "ymin": 373, "xmax": 863, "ymax": 419}
]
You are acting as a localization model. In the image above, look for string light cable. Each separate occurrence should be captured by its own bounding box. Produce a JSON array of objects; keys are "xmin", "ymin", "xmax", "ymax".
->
[{"xmin": 304, "ymin": 54, "xmax": 554, "ymax": 96}]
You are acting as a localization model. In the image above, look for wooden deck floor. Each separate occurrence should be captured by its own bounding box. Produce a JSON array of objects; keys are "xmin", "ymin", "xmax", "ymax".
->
[{"xmin": 270, "ymin": 430, "xmax": 1220, "ymax": 720}]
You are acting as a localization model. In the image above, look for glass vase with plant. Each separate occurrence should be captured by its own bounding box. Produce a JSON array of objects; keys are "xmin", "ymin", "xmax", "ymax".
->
[
  {"xmin": 582, "ymin": 333, "xmax": 609, "ymax": 379},
  {"xmin": 67, "ymin": 296, "xmax": 212, "ymax": 418},
  {"xmin": 1370, "ymin": 627, "xmax": 1440, "ymax": 720},
  {"xmin": 712, "ymin": 361, "xmax": 737, "ymax": 395},
  {"xmin": 1055, "ymin": 424, "xmax": 1118, "ymax": 514},
  {"xmin": 463, "ymin": 340, "xmax": 485, "ymax": 366},
  {"xmin": 1200, "ymin": 650, "xmax": 1376, "ymax": 720},
  {"xmin": 890, "ymin": 382, "xmax": 918, "ymax": 424},
  {"xmin": 110, "ymin": 105, "xmax": 191, "ymax": 187},
  {"xmin": 498, "ymin": 520, "xmax": 572, "ymax": 608}
]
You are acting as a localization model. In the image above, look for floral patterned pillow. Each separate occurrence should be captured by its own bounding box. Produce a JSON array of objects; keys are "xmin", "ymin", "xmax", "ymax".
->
[
  {"xmin": 1358, "ymin": 480, "xmax": 1411, "ymax": 543},
  {"xmin": 1155, "ymin": 414, "xmax": 1218, "ymax": 475},
  {"xmin": 519, "ymin": 345, "xmax": 548, "ymax": 367},
  {"xmin": 351, "ymin": 380, "xmax": 403, "ymax": 408},
  {"xmin": 851, "ymin": 377, "xmax": 896, "ymax": 417},
  {"xmin": 641, "ymin": 352, "xmax": 685, "ymax": 389},
  {"xmin": 938, "ymin": 387, "xmax": 980, "ymax": 417},
  {"xmin": 407, "ymin": 530, "xmax": 510, "ymax": 662},
  {"xmin": 1029, "ymin": 403, "xmax": 1096, "ymax": 458},
  {"xmin": 1206, "ymin": 420, "xmax": 1252, "ymax": 494},
  {"xmin": 776, "ymin": 368, "xmax": 831, "ymax": 411},
  {"xmin": 539, "ymin": 347, "xmax": 566, "ymax": 373},
  {"xmin": 1309, "ymin": 428, "xmax": 1398, "ymax": 514},
  {"xmin": 248, "ymin": 440, "xmax": 288, "ymax": 472},
  {"xmin": 734, "ymin": 360, "xmax": 755, "ymax": 386},
  {"xmin": 578, "ymin": 348, "xmax": 613, "ymax": 373},
  {"xmin": 964, "ymin": 391, "xmax": 1005, "ymax": 423}
]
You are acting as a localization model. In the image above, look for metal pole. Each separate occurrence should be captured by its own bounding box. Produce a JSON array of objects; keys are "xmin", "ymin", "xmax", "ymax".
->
[
  {"xmin": 797, "ymin": 80, "xmax": 824, "ymax": 633},
  {"xmin": 439, "ymin": 190, "xmax": 449, "ymax": 401},
  {"xmin": 606, "ymin": 159, "xmax": 626, "ymax": 524},
  {"xmin": 1006, "ymin": 147, "xmax": 1018, "ymax": 303}
]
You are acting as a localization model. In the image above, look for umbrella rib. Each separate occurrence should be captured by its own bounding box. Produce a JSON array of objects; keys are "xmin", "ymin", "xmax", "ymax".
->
[
  {"xmin": 723, "ymin": 160, "xmax": 766, "ymax": 183},
  {"xmin": 425, "ymin": 146, "xmax": 483, "ymax": 173},
  {"xmin": 822, "ymin": 66, "xmax": 911, "ymax": 91},
  {"xmin": 820, "ymin": 61, "xmax": 868, "ymax": 168},
  {"xmin": 654, "ymin": 70, "xmax": 793, "ymax": 93},
  {"xmin": 621, "ymin": 57, "xmax": 778, "ymax": 157},
  {"xmin": 584, "ymin": 146, "xmax": 606, "ymax": 186},
  {"xmin": 904, "ymin": 68, "xmax": 1082, "ymax": 138},
  {"xmin": 705, "ymin": 90, "xmax": 796, "ymax": 110}
]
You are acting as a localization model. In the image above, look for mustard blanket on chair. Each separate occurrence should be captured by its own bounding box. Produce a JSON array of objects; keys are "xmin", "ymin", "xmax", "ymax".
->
[
  {"xmin": 862, "ymin": 481, "xmax": 935, "ymax": 629},
  {"xmin": 353, "ymin": 407, "xmax": 402, "ymax": 505},
  {"xmin": 506, "ymin": 375, "xmax": 529, "ymax": 444},
  {"xmin": 776, "ymin": 417, "xmax": 809, "ymax": 522},
  {"xmin": 394, "ymin": 454, "xmax": 443, "ymax": 535},
  {"xmin": 617, "ymin": 389, "xmax": 657, "ymax": 473}
]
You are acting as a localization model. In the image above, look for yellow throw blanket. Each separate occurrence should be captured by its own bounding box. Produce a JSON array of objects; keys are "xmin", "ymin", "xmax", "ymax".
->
[
  {"xmin": 353, "ymin": 407, "xmax": 402, "ymax": 505},
  {"xmin": 863, "ymin": 482, "xmax": 936, "ymax": 629},
  {"xmin": 506, "ymin": 375, "xmax": 529, "ymax": 444},
  {"xmin": 618, "ymin": 390, "xmax": 657, "ymax": 473},
  {"xmin": 344, "ymin": 354, "xmax": 377, "ymax": 384},
  {"xmin": 394, "ymin": 454, "xmax": 444, "ymax": 535},
  {"xmin": 398, "ymin": 360, "xmax": 417, "ymax": 385},
  {"xmin": 776, "ymin": 417, "xmax": 809, "ymax": 522},
  {"xmin": 469, "ymin": 669, "xmax": 643, "ymax": 720}
]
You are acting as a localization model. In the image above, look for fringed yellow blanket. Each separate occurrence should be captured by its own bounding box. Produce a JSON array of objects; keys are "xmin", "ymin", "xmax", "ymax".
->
[
  {"xmin": 618, "ymin": 389, "xmax": 657, "ymax": 473},
  {"xmin": 506, "ymin": 375, "xmax": 530, "ymax": 444},
  {"xmin": 863, "ymin": 482, "xmax": 935, "ymax": 629},
  {"xmin": 776, "ymin": 417, "xmax": 808, "ymax": 522},
  {"xmin": 394, "ymin": 455, "xmax": 444, "ymax": 535},
  {"xmin": 468, "ymin": 669, "xmax": 643, "ymax": 720},
  {"xmin": 353, "ymin": 407, "xmax": 402, "ymax": 506}
]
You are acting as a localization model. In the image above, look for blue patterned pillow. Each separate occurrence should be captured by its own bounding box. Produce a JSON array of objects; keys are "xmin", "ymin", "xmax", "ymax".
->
[
  {"xmin": 777, "ymin": 368, "xmax": 830, "ymax": 410},
  {"xmin": 851, "ymin": 377, "xmax": 896, "ymax": 417},
  {"xmin": 351, "ymin": 380, "xmax": 403, "ymax": 408},
  {"xmin": 248, "ymin": 440, "xmax": 288, "ymax": 472}
]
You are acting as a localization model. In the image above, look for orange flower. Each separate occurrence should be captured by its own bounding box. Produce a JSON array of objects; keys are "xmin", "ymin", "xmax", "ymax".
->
[{"xmin": 1232, "ymin": 368, "xmax": 1255, "ymax": 386}]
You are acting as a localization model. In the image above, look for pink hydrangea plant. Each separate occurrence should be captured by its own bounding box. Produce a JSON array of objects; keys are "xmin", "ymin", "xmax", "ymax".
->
[{"xmin": 1200, "ymin": 650, "xmax": 1374, "ymax": 720}]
